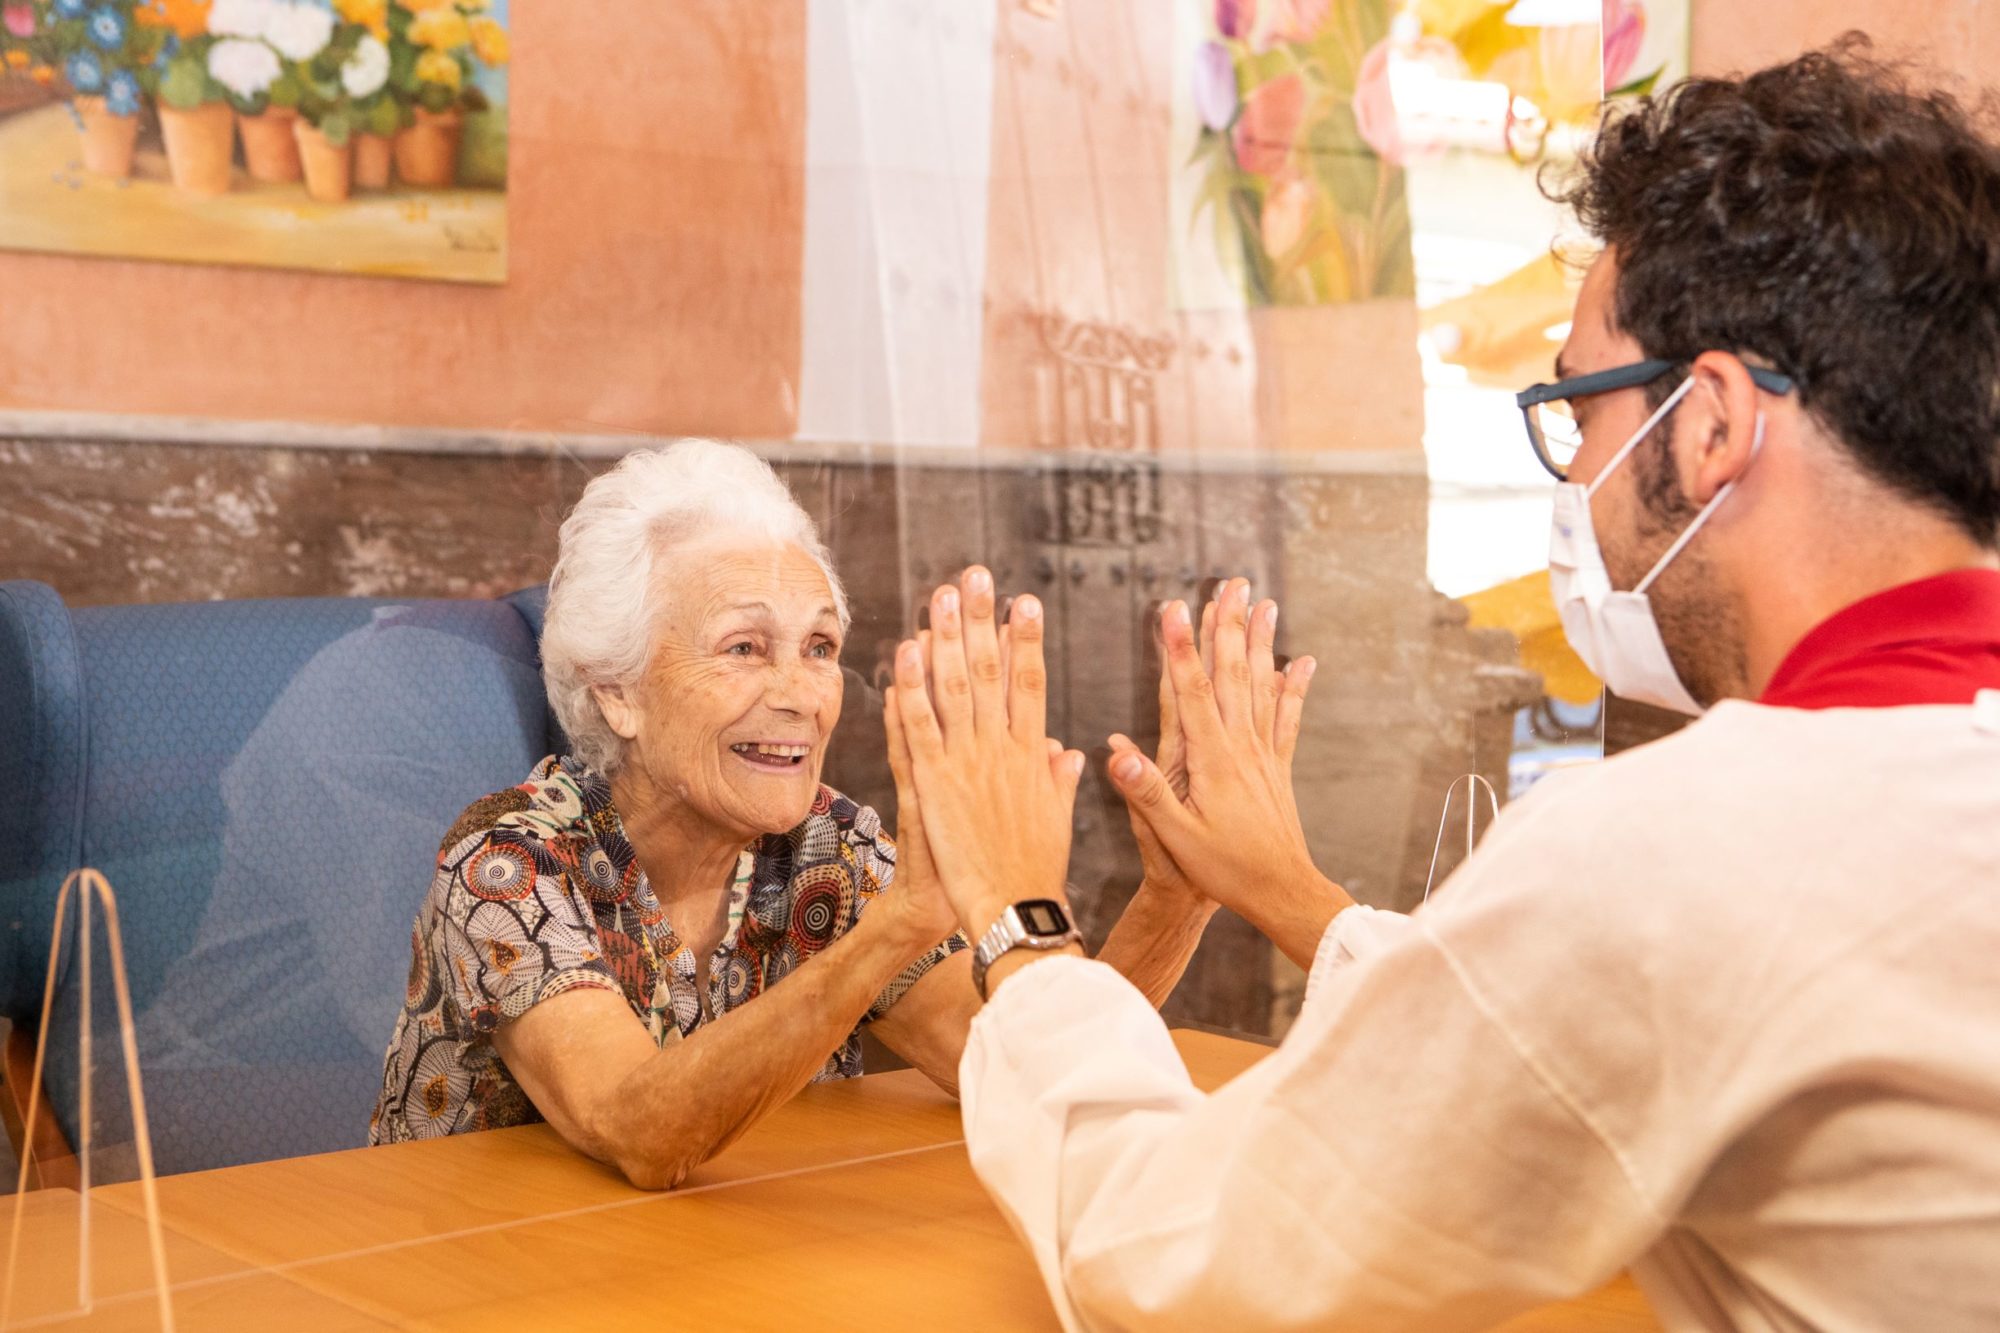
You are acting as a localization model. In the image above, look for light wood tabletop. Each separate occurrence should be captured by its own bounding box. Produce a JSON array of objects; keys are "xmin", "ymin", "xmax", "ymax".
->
[{"xmin": 9, "ymin": 1029, "xmax": 1658, "ymax": 1331}]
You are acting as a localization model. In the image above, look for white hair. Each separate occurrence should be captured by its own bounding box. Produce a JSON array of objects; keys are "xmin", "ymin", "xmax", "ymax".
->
[{"xmin": 540, "ymin": 439, "xmax": 849, "ymax": 774}]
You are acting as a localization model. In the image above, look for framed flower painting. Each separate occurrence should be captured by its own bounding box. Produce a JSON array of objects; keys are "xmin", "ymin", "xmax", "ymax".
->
[
  {"xmin": 1170, "ymin": 0, "xmax": 1417, "ymax": 310},
  {"xmin": 0, "ymin": 0, "xmax": 509, "ymax": 282}
]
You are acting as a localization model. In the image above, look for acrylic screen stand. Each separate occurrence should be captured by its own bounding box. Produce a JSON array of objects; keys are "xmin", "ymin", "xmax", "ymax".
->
[
  {"xmin": 1421, "ymin": 773, "xmax": 1503, "ymax": 906},
  {"xmin": 1, "ymin": 869, "xmax": 175, "ymax": 1331}
]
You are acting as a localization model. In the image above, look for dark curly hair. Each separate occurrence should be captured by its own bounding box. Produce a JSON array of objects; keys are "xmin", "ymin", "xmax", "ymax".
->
[{"xmin": 1551, "ymin": 35, "xmax": 2000, "ymax": 546}]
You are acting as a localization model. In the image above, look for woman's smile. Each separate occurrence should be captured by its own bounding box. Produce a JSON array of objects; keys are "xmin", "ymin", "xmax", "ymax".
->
[{"xmin": 728, "ymin": 739, "xmax": 815, "ymax": 772}]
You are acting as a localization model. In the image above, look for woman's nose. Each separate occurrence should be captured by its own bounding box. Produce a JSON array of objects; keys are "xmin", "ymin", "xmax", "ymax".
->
[{"xmin": 763, "ymin": 657, "xmax": 819, "ymax": 713}]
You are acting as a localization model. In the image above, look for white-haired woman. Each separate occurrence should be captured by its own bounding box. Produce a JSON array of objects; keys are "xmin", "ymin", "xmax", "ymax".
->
[{"xmin": 370, "ymin": 440, "xmax": 1215, "ymax": 1188}]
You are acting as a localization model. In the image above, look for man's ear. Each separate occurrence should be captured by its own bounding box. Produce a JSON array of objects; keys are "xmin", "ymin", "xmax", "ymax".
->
[
  {"xmin": 1684, "ymin": 350, "xmax": 1766, "ymax": 502},
  {"xmin": 592, "ymin": 682, "xmax": 642, "ymax": 742}
]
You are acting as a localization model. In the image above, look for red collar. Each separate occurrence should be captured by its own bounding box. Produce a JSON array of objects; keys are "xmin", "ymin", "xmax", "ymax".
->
[{"xmin": 1758, "ymin": 569, "xmax": 2000, "ymax": 709}]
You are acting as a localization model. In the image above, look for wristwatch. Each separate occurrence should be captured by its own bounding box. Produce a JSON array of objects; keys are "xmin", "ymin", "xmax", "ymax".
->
[{"xmin": 971, "ymin": 898, "xmax": 1083, "ymax": 999}]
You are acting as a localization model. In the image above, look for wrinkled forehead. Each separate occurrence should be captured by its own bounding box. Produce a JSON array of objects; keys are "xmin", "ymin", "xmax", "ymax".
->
[{"xmin": 653, "ymin": 539, "xmax": 840, "ymax": 639}]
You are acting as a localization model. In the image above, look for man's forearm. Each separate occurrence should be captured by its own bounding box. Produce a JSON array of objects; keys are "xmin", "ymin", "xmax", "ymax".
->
[
  {"xmin": 1242, "ymin": 869, "xmax": 1353, "ymax": 971},
  {"xmin": 1095, "ymin": 880, "xmax": 1219, "ymax": 1008}
]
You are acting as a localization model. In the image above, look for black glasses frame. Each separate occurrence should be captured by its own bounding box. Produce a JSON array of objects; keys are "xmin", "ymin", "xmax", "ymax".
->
[{"xmin": 1514, "ymin": 358, "xmax": 1796, "ymax": 480}]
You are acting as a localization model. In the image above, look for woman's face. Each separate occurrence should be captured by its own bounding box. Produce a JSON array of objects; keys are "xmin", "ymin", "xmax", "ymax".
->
[{"xmin": 602, "ymin": 540, "xmax": 846, "ymax": 842}]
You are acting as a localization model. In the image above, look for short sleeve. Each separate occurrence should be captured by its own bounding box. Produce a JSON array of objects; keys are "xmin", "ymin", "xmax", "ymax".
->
[
  {"xmin": 847, "ymin": 821, "xmax": 969, "ymax": 1022},
  {"xmin": 432, "ymin": 823, "xmax": 621, "ymax": 1032}
]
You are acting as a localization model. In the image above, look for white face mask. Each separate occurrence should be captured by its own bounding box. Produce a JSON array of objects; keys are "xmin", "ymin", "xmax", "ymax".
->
[{"xmin": 1548, "ymin": 376, "xmax": 1763, "ymax": 716}]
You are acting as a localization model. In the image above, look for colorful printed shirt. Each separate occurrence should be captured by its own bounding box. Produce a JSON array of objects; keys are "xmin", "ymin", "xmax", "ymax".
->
[{"xmin": 369, "ymin": 756, "xmax": 962, "ymax": 1144}]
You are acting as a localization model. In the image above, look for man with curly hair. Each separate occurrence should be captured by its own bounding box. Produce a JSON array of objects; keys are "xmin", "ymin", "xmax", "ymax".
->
[{"xmin": 889, "ymin": 37, "xmax": 2000, "ymax": 1332}]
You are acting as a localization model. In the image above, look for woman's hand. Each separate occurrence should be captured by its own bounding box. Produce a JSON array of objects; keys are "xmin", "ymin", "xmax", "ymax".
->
[
  {"xmin": 1105, "ymin": 579, "xmax": 1353, "ymax": 969},
  {"xmin": 880, "ymin": 671, "xmax": 967, "ymax": 952},
  {"xmin": 885, "ymin": 567, "xmax": 1085, "ymax": 942},
  {"xmin": 1105, "ymin": 596, "xmax": 1212, "ymax": 902}
]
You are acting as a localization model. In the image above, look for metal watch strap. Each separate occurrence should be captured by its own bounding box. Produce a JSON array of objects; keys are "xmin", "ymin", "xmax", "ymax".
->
[{"xmin": 971, "ymin": 903, "xmax": 1082, "ymax": 1000}]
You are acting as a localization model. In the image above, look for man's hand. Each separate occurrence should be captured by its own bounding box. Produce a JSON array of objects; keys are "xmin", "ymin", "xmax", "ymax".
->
[
  {"xmin": 1105, "ymin": 579, "xmax": 1353, "ymax": 969},
  {"xmin": 886, "ymin": 567, "xmax": 1085, "ymax": 942}
]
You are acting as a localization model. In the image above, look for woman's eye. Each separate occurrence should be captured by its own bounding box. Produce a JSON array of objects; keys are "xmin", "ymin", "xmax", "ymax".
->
[
  {"xmin": 725, "ymin": 642, "xmax": 756, "ymax": 657},
  {"xmin": 809, "ymin": 641, "xmax": 837, "ymax": 659}
]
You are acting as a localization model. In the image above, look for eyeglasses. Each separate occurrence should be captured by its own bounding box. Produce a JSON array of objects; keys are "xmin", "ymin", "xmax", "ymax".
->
[{"xmin": 1515, "ymin": 358, "xmax": 1796, "ymax": 481}]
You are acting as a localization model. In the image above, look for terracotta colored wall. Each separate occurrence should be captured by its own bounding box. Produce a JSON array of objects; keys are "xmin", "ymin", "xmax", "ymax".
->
[
  {"xmin": 1691, "ymin": 0, "xmax": 1990, "ymax": 79},
  {"xmin": 0, "ymin": 0, "xmax": 806, "ymax": 439}
]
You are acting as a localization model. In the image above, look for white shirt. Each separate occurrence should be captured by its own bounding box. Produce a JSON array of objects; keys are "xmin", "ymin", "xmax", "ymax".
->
[{"xmin": 960, "ymin": 699, "xmax": 2000, "ymax": 1331}]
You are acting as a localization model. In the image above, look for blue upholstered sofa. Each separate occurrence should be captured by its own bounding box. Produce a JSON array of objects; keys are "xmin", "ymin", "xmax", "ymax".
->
[{"xmin": 0, "ymin": 580, "xmax": 559, "ymax": 1180}]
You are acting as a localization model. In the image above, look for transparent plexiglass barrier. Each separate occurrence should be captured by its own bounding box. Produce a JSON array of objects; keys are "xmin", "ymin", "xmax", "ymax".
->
[{"xmin": 0, "ymin": 4, "xmax": 1628, "ymax": 1322}]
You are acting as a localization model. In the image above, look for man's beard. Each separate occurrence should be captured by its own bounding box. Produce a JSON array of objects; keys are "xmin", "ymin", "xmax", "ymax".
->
[{"xmin": 1604, "ymin": 427, "xmax": 1748, "ymax": 707}]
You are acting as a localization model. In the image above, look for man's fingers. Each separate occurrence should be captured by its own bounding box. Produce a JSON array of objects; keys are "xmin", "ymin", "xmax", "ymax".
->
[
  {"xmin": 1053, "ymin": 748, "xmax": 1086, "ymax": 804},
  {"xmin": 1250, "ymin": 598, "xmax": 1280, "ymax": 744},
  {"xmin": 1212, "ymin": 578, "xmax": 1255, "ymax": 729},
  {"xmin": 1274, "ymin": 655, "xmax": 1317, "ymax": 765},
  {"xmin": 926, "ymin": 582, "xmax": 974, "ymax": 739},
  {"xmin": 894, "ymin": 639, "xmax": 947, "ymax": 759},
  {"xmin": 1007, "ymin": 594, "xmax": 1049, "ymax": 743},
  {"xmin": 959, "ymin": 566, "xmax": 1007, "ymax": 732},
  {"xmin": 1106, "ymin": 746, "xmax": 1199, "ymax": 845}
]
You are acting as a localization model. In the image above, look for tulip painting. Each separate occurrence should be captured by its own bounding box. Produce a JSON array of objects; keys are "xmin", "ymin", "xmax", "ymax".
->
[
  {"xmin": 1180, "ymin": 0, "xmax": 1414, "ymax": 307},
  {"xmin": 1603, "ymin": 0, "xmax": 1678, "ymax": 99}
]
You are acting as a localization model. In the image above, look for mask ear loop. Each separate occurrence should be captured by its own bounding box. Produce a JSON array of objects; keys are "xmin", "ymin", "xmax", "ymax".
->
[
  {"xmin": 1584, "ymin": 374, "xmax": 1698, "ymax": 500},
  {"xmin": 1633, "ymin": 408, "xmax": 1766, "ymax": 597},
  {"xmin": 1422, "ymin": 773, "xmax": 1502, "ymax": 905}
]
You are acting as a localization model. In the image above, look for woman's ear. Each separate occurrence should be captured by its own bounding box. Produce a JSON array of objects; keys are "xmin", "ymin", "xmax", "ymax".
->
[{"xmin": 592, "ymin": 682, "xmax": 642, "ymax": 742}]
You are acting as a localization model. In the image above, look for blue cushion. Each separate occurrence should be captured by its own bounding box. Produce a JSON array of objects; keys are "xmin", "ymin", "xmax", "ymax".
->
[
  {"xmin": 0, "ymin": 582, "xmax": 88, "ymax": 1024},
  {"xmin": 33, "ymin": 596, "xmax": 551, "ymax": 1176},
  {"xmin": 502, "ymin": 584, "xmax": 566, "ymax": 757}
]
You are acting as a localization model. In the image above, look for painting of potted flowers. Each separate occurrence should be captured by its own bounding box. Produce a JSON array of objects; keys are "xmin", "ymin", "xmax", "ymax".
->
[
  {"xmin": 0, "ymin": 0, "xmax": 509, "ymax": 282},
  {"xmin": 1173, "ymin": 0, "xmax": 1417, "ymax": 309}
]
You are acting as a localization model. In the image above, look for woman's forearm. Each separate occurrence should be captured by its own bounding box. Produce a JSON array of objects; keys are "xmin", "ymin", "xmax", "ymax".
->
[
  {"xmin": 596, "ymin": 911, "xmax": 934, "ymax": 1188},
  {"xmin": 1094, "ymin": 880, "xmax": 1219, "ymax": 1009}
]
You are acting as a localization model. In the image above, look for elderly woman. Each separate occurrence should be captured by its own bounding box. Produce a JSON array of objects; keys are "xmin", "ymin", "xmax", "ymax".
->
[{"xmin": 369, "ymin": 440, "xmax": 1214, "ymax": 1188}]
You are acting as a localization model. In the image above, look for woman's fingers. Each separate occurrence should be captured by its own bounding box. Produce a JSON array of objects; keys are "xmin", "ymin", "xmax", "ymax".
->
[
  {"xmin": 1159, "ymin": 599, "xmax": 1224, "ymax": 752},
  {"xmin": 884, "ymin": 686, "xmax": 915, "ymax": 792},
  {"xmin": 1199, "ymin": 596, "xmax": 1217, "ymax": 679},
  {"xmin": 894, "ymin": 639, "xmax": 947, "ymax": 760},
  {"xmin": 926, "ymin": 583, "xmax": 974, "ymax": 741},
  {"xmin": 916, "ymin": 628, "xmax": 937, "ymax": 713},
  {"xmin": 1250, "ymin": 598, "xmax": 1280, "ymax": 745},
  {"xmin": 959, "ymin": 566, "xmax": 1007, "ymax": 733},
  {"xmin": 1275, "ymin": 655, "xmax": 1316, "ymax": 766},
  {"xmin": 1153, "ymin": 643, "xmax": 1189, "ymax": 799},
  {"xmin": 883, "ymin": 686, "xmax": 930, "ymax": 855},
  {"xmin": 1007, "ymin": 594, "xmax": 1049, "ymax": 743}
]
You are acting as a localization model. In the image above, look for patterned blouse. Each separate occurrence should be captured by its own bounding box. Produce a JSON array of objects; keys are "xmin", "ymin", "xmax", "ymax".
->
[{"xmin": 369, "ymin": 756, "xmax": 961, "ymax": 1144}]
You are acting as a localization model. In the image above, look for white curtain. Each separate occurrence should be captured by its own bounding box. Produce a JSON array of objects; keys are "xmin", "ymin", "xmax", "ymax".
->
[{"xmin": 797, "ymin": 0, "xmax": 998, "ymax": 449}]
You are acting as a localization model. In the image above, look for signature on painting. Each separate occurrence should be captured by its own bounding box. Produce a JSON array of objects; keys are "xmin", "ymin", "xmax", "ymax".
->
[{"xmin": 442, "ymin": 223, "xmax": 498, "ymax": 253}]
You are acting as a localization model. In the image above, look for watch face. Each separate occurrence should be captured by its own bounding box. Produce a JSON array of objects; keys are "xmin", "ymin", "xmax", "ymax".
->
[{"xmin": 1016, "ymin": 899, "xmax": 1071, "ymax": 936}]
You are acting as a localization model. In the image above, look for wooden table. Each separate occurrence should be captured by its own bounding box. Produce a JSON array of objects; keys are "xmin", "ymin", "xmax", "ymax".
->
[{"xmin": 8, "ymin": 1030, "xmax": 1658, "ymax": 1331}]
